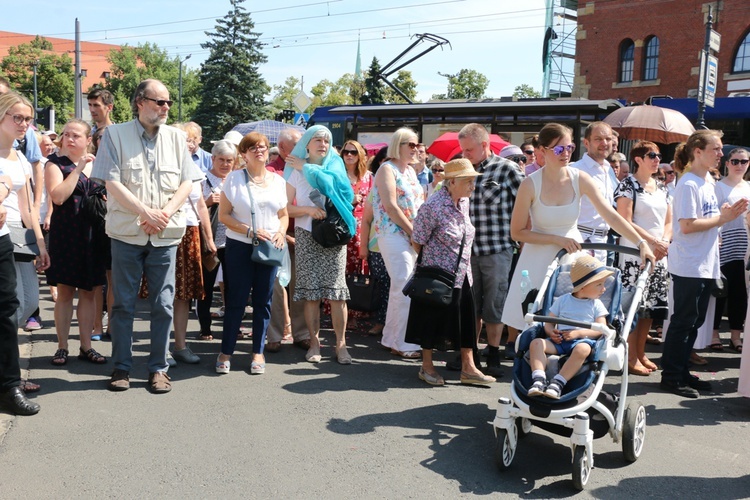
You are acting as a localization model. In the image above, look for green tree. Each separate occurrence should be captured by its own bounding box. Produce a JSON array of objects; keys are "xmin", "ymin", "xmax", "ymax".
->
[
  {"xmin": 269, "ymin": 76, "xmax": 301, "ymax": 119},
  {"xmin": 432, "ymin": 69, "xmax": 489, "ymax": 100},
  {"xmin": 513, "ymin": 84, "xmax": 542, "ymax": 99},
  {"xmin": 360, "ymin": 57, "xmax": 385, "ymax": 105},
  {"xmin": 383, "ymin": 70, "xmax": 419, "ymax": 104},
  {"xmin": 0, "ymin": 36, "xmax": 74, "ymax": 130},
  {"xmin": 103, "ymin": 43, "xmax": 201, "ymax": 124},
  {"xmin": 192, "ymin": 0, "xmax": 270, "ymax": 143},
  {"xmin": 311, "ymin": 74, "xmax": 357, "ymax": 110}
]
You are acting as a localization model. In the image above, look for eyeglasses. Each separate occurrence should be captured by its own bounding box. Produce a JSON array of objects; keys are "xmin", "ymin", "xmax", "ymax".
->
[
  {"xmin": 400, "ymin": 141, "xmax": 419, "ymax": 149},
  {"xmin": 664, "ymin": 170, "xmax": 676, "ymax": 176},
  {"xmin": 643, "ymin": 152, "xmax": 663, "ymax": 160},
  {"xmin": 523, "ymin": 150, "xmax": 535, "ymax": 155},
  {"xmin": 248, "ymin": 145, "xmax": 268, "ymax": 152},
  {"xmin": 5, "ymin": 113, "xmax": 34, "ymax": 125},
  {"xmin": 729, "ymin": 158, "xmax": 750, "ymax": 166},
  {"xmin": 544, "ymin": 144, "xmax": 576, "ymax": 156},
  {"xmin": 142, "ymin": 96, "xmax": 174, "ymax": 107},
  {"xmin": 341, "ymin": 149, "xmax": 358, "ymax": 156}
]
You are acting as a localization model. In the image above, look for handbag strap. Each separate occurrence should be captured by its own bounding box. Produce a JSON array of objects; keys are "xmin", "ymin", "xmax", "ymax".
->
[
  {"xmin": 242, "ymin": 169, "xmax": 260, "ymax": 245},
  {"xmin": 416, "ymin": 229, "xmax": 466, "ymax": 276}
]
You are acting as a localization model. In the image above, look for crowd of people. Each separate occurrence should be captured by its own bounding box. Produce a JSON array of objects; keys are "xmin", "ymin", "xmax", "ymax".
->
[{"xmin": 1, "ymin": 76, "xmax": 749, "ymax": 417}]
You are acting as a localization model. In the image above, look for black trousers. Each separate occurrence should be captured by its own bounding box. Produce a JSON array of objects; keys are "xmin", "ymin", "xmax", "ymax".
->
[
  {"xmin": 197, "ymin": 246, "xmax": 226, "ymax": 334},
  {"xmin": 0, "ymin": 234, "xmax": 21, "ymax": 391},
  {"xmin": 713, "ymin": 260, "xmax": 747, "ymax": 330}
]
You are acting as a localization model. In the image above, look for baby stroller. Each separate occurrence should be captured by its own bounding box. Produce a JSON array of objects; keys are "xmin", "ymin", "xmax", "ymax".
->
[{"xmin": 492, "ymin": 244, "xmax": 651, "ymax": 490}]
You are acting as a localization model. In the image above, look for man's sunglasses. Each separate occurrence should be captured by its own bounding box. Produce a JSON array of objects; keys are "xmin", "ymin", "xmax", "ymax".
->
[
  {"xmin": 523, "ymin": 150, "xmax": 535, "ymax": 155},
  {"xmin": 142, "ymin": 96, "xmax": 174, "ymax": 107},
  {"xmin": 510, "ymin": 155, "xmax": 527, "ymax": 164},
  {"xmin": 544, "ymin": 144, "xmax": 576, "ymax": 155},
  {"xmin": 729, "ymin": 158, "xmax": 749, "ymax": 166}
]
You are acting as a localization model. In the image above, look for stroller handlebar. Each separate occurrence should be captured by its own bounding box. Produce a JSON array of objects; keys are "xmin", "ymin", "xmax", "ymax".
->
[{"xmin": 524, "ymin": 314, "xmax": 616, "ymax": 339}]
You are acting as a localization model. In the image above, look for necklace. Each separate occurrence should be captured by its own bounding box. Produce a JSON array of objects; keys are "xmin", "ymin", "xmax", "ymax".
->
[{"xmin": 246, "ymin": 168, "xmax": 268, "ymax": 186}]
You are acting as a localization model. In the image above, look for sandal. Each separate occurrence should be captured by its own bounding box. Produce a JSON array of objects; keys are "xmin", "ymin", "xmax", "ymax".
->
[
  {"xmin": 78, "ymin": 348, "xmax": 107, "ymax": 364},
  {"xmin": 709, "ymin": 341, "xmax": 724, "ymax": 351},
  {"xmin": 366, "ymin": 324, "xmax": 384, "ymax": 336},
  {"xmin": 391, "ymin": 349, "xmax": 421, "ymax": 360},
  {"xmin": 20, "ymin": 380, "xmax": 40, "ymax": 393},
  {"xmin": 198, "ymin": 332, "xmax": 213, "ymax": 341},
  {"xmin": 646, "ymin": 335, "xmax": 661, "ymax": 345},
  {"xmin": 689, "ymin": 351, "xmax": 708, "ymax": 366},
  {"xmin": 730, "ymin": 340, "xmax": 743, "ymax": 353},
  {"xmin": 51, "ymin": 348, "xmax": 69, "ymax": 366}
]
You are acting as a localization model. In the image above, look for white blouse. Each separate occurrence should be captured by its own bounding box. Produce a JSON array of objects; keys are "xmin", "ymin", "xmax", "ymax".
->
[{"xmin": 222, "ymin": 169, "xmax": 287, "ymax": 244}]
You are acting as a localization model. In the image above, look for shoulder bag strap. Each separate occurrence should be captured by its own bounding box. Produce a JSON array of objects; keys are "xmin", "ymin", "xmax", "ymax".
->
[
  {"xmin": 242, "ymin": 169, "xmax": 259, "ymax": 245},
  {"xmin": 453, "ymin": 231, "xmax": 466, "ymax": 276}
]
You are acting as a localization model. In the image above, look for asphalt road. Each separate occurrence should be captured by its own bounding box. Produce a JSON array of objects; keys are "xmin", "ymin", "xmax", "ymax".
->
[{"xmin": 1, "ymin": 287, "xmax": 749, "ymax": 499}]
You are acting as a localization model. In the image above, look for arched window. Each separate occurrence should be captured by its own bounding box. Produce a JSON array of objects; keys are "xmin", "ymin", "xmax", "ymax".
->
[
  {"xmin": 734, "ymin": 30, "xmax": 750, "ymax": 73},
  {"xmin": 643, "ymin": 36, "xmax": 660, "ymax": 80},
  {"xmin": 619, "ymin": 39, "xmax": 635, "ymax": 83}
]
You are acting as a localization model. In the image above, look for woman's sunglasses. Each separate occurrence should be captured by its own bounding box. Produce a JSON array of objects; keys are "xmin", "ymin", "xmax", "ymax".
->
[
  {"xmin": 341, "ymin": 149, "xmax": 358, "ymax": 156},
  {"xmin": 544, "ymin": 144, "xmax": 576, "ymax": 156},
  {"xmin": 729, "ymin": 158, "xmax": 749, "ymax": 166},
  {"xmin": 643, "ymin": 152, "xmax": 663, "ymax": 160}
]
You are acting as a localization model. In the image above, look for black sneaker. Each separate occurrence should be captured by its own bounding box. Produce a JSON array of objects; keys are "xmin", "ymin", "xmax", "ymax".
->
[
  {"xmin": 684, "ymin": 375, "xmax": 712, "ymax": 391},
  {"xmin": 483, "ymin": 349, "xmax": 504, "ymax": 378},
  {"xmin": 660, "ymin": 380, "xmax": 699, "ymax": 398},
  {"xmin": 504, "ymin": 341, "xmax": 516, "ymax": 360}
]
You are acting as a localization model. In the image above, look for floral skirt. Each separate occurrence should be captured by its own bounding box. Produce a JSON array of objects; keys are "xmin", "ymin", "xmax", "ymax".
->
[
  {"xmin": 294, "ymin": 227, "xmax": 350, "ymax": 302},
  {"xmin": 138, "ymin": 226, "xmax": 205, "ymax": 301},
  {"xmin": 621, "ymin": 256, "xmax": 668, "ymax": 320}
]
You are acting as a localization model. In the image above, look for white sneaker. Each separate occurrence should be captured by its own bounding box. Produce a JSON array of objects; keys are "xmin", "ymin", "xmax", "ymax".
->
[{"xmin": 527, "ymin": 377, "xmax": 546, "ymax": 397}]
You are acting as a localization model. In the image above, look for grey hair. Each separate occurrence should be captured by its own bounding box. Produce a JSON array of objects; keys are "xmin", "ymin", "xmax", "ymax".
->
[
  {"xmin": 130, "ymin": 79, "xmax": 162, "ymax": 117},
  {"xmin": 278, "ymin": 127, "xmax": 302, "ymax": 145},
  {"xmin": 458, "ymin": 123, "xmax": 489, "ymax": 144},
  {"xmin": 211, "ymin": 139, "xmax": 238, "ymax": 158}
]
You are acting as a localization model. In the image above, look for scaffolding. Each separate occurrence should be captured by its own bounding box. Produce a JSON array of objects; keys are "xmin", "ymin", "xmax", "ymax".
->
[{"xmin": 542, "ymin": 0, "xmax": 578, "ymax": 98}]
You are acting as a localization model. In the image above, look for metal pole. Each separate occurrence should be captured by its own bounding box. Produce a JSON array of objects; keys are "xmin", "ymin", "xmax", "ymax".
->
[
  {"xmin": 74, "ymin": 18, "xmax": 82, "ymax": 119},
  {"xmin": 32, "ymin": 61, "xmax": 38, "ymax": 112},
  {"xmin": 696, "ymin": 6, "xmax": 712, "ymax": 130},
  {"xmin": 178, "ymin": 54, "xmax": 191, "ymax": 122}
]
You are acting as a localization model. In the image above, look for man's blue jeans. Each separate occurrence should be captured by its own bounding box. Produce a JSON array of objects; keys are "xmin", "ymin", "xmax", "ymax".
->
[
  {"xmin": 110, "ymin": 239, "xmax": 177, "ymax": 374},
  {"xmin": 662, "ymin": 274, "xmax": 712, "ymax": 384}
]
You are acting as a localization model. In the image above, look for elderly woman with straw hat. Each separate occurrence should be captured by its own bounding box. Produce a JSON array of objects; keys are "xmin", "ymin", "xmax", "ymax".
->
[{"xmin": 405, "ymin": 159, "xmax": 496, "ymax": 386}]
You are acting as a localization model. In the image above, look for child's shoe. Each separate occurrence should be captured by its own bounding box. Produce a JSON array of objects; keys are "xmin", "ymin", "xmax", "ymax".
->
[
  {"xmin": 544, "ymin": 379, "xmax": 564, "ymax": 399},
  {"xmin": 527, "ymin": 377, "xmax": 547, "ymax": 397}
]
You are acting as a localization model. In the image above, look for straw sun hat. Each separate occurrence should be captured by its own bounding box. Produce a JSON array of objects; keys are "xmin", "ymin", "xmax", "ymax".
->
[
  {"xmin": 443, "ymin": 158, "xmax": 480, "ymax": 179},
  {"xmin": 570, "ymin": 254, "xmax": 614, "ymax": 293}
]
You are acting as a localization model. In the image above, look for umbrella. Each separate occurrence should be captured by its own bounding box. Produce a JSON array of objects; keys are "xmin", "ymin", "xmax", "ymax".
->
[
  {"xmin": 363, "ymin": 142, "xmax": 388, "ymax": 155},
  {"xmin": 231, "ymin": 120, "xmax": 306, "ymax": 144},
  {"xmin": 603, "ymin": 105, "xmax": 695, "ymax": 144},
  {"xmin": 427, "ymin": 132, "xmax": 511, "ymax": 162}
]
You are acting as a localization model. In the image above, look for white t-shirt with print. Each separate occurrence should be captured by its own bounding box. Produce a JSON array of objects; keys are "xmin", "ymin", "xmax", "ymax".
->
[
  {"xmin": 669, "ymin": 172, "xmax": 720, "ymax": 279},
  {"xmin": 286, "ymin": 169, "xmax": 317, "ymax": 232},
  {"xmin": 223, "ymin": 169, "xmax": 287, "ymax": 244}
]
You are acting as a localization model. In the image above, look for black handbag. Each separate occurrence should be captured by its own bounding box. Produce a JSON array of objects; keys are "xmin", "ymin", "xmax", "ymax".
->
[
  {"xmin": 712, "ymin": 275, "xmax": 728, "ymax": 298},
  {"xmin": 312, "ymin": 198, "xmax": 352, "ymax": 248},
  {"xmin": 346, "ymin": 261, "xmax": 381, "ymax": 312},
  {"xmin": 243, "ymin": 170, "xmax": 285, "ymax": 267},
  {"xmin": 403, "ymin": 233, "xmax": 465, "ymax": 307}
]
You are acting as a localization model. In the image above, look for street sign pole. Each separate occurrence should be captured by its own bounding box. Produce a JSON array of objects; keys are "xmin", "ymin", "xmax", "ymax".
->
[{"xmin": 696, "ymin": 6, "xmax": 714, "ymax": 130}]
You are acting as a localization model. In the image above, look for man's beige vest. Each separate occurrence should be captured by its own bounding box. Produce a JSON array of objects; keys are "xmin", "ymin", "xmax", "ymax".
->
[{"xmin": 105, "ymin": 120, "xmax": 187, "ymax": 247}]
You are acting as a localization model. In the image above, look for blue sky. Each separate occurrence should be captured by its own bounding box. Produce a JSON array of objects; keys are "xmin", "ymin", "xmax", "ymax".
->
[{"xmin": 15, "ymin": 0, "xmax": 548, "ymax": 102}]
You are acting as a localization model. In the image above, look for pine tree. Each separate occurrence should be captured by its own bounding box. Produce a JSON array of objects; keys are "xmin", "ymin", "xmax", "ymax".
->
[
  {"xmin": 360, "ymin": 57, "xmax": 385, "ymax": 105},
  {"xmin": 192, "ymin": 0, "xmax": 270, "ymax": 143}
]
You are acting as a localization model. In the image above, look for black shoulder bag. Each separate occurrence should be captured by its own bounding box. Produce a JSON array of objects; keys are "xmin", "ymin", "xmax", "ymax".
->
[{"xmin": 402, "ymin": 232, "xmax": 465, "ymax": 307}]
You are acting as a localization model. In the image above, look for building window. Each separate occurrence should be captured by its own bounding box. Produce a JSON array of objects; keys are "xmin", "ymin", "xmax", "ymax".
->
[
  {"xmin": 734, "ymin": 31, "xmax": 750, "ymax": 73},
  {"xmin": 619, "ymin": 39, "xmax": 635, "ymax": 83},
  {"xmin": 643, "ymin": 36, "xmax": 659, "ymax": 80}
]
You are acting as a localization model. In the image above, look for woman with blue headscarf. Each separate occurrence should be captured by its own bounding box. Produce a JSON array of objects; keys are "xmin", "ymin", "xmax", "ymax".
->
[{"xmin": 285, "ymin": 125, "xmax": 355, "ymax": 365}]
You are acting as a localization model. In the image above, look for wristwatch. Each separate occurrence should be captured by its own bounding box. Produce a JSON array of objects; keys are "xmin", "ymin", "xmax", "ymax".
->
[{"xmin": 0, "ymin": 181, "xmax": 10, "ymax": 195}]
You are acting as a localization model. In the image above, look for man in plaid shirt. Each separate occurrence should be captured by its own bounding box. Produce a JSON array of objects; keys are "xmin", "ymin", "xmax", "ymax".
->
[{"xmin": 458, "ymin": 124, "xmax": 525, "ymax": 377}]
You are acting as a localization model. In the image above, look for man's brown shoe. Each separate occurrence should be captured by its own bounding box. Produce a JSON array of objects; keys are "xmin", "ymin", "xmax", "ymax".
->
[
  {"xmin": 108, "ymin": 370, "xmax": 130, "ymax": 392},
  {"xmin": 265, "ymin": 341, "xmax": 282, "ymax": 353},
  {"xmin": 148, "ymin": 371, "xmax": 172, "ymax": 394},
  {"xmin": 293, "ymin": 339, "xmax": 311, "ymax": 350}
]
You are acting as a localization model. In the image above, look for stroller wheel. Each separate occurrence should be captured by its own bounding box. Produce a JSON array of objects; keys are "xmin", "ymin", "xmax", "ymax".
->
[
  {"xmin": 494, "ymin": 425, "xmax": 517, "ymax": 471},
  {"xmin": 622, "ymin": 402, "xmax": 646, "ymax": 462},
  {"xmin": 519, "ymin": 417, "xmax": 533, "ymax": 438},
  {"xmin": 571, "ymin": 445, "xmax": 592, "ymax": 490}
]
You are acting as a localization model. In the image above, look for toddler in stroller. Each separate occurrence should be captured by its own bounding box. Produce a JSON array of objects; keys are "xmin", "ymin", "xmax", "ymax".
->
[{"xmin": 527, "ymin": 255, "xmax": 612, "ymax": 399}]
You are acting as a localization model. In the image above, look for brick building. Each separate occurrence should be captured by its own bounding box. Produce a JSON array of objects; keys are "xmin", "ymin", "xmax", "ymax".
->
[{"xmin": 572, "ymin": 0, "xmax": 750, "ymax": 103}]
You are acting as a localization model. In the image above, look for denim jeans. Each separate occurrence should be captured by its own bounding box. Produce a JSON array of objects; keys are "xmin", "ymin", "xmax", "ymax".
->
[
  {"xmin": 0, "ymin": 235, "xmax": 21, "ymax": 391},
  {"xmin": 221, "ymin": 238, "xmax": 277, "ymax": 356},
  {"xmin": 110, "ymin": 239, "xmax": 177, "ymax": 374},
  {"xmin": 662, "ymin": 274, "xmax": 712, "ymax": 384}
]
